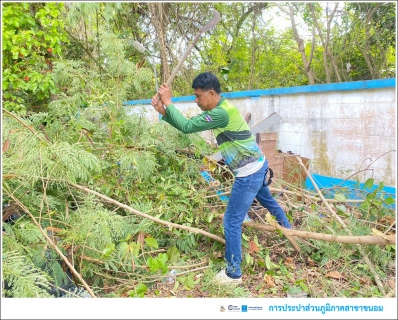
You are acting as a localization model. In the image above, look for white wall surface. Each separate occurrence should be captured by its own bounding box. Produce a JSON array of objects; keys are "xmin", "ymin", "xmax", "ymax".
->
[{"xmin": 127, "ymin": 83, "xmax": 396, "ymax": 187}]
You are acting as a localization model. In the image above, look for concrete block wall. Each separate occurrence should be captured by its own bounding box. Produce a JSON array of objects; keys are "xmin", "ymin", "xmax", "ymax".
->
[{"xmin": 124, "ymin": 78, "xmax": 396, "ymax": 188}]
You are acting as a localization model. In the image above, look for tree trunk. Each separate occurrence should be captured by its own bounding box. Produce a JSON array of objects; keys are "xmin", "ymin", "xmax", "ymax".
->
[
  {"xmin": 356, "ymin": 40, "xmax": 376, "ymax": 79},
  {"xmin": 148, "ymin": 3, "xmax": 171, "ymax": 86},
  {"xmin": 249, "ymin": 10, "xmax": 257, "ymax": 90},
  {"xmin": 325, "ymin": 3, "xmax": 342, "ymax": 82},
  {"xmin": 309, "ymin": 3, "xmax": 342, "ymax": 83},
  {"xmin": 350, "ymin": 3, "xmax": 383, "ymax": 80},
  {"xmin": 277, "ymin": 3, "xmax": 316, "ymax": 84},
  {"xmin": 226, "ymin": 2, "xmax": 269, "ymax": 57}
]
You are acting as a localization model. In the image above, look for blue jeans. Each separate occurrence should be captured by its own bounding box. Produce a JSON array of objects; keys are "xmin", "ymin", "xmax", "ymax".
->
[{"xmin": 223, "ymin": 160, "xmax": 292, "ymax": 278}]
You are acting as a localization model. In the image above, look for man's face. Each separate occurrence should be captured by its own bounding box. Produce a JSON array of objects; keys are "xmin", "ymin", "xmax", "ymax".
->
[{"xmin": 194, "ymin": 88, "xmax": 216, "ymax": 111}]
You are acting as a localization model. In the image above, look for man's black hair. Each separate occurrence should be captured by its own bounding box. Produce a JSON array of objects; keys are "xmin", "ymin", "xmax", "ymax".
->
[{"xmin": 192, "ymin": 72, "xmax": 221, "ymax": 94}]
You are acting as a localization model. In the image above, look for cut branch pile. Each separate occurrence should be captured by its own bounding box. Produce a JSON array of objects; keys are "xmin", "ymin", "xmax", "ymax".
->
[{"xmin": 2, "ymin": 108, "xmax": 395, "ymax": 298}]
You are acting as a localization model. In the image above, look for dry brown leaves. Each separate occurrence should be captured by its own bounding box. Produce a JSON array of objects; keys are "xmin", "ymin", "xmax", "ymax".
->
[
  {"xmin": 263, "ymin": 274, "xmax": 275, "ymax": 288},
  {"xmin": 248, "ymin": 240, "xmax": 260, "ymax": 253},
  {"xmin": 359, "ymin": 275, "xmax": 373, "ymax": 286},
  {"xmin": 325, "ymin": 270, "xmax": 346, "ymax": 280},
  {"xmin": 284, "ymin": 257, "xmax": 296, "ymax": 269}
]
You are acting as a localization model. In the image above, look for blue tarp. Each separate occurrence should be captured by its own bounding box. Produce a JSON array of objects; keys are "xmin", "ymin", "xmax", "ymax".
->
[{"xmin": 305, "ymin": 174, "xmax": 396, "ymax": 209}]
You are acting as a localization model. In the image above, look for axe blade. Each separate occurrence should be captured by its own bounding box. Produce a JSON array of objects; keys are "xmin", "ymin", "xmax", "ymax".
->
[
  {"xmin": 209, "ymin": 112, "xmax": 282, "ymax": 162},
  {"xmin": 199, "ymin": 10, "xmax": 221, "ymax": 33}
]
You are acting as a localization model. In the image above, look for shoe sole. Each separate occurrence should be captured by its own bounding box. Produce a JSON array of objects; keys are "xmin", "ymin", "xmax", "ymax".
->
[{"xmin": 215, "ymin": 279, "xmax": 242, "ymax": 285}]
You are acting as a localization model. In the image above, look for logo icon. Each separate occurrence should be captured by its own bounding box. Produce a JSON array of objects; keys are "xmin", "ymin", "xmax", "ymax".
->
[
  {"xmin": 227, "ymin": 305, "xmax": 241, "ymax": 312},
  {"xmin": 220, "ymin": 306, "xmax": 225, "ymax": 312},
  {"xmin": 241, "ymin": 305, "xmax": 248, "ymax": 312}
]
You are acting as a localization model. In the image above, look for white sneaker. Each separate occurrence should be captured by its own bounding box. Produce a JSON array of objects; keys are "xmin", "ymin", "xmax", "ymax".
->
[{"xmin": 214, "ymin": 269, "xmax": 242, "ymax": 285}]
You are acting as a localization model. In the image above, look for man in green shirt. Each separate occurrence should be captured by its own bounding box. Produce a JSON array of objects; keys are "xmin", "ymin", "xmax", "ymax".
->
[{"xmin": 152, "ymin": 72, "xmax": 292, "ymax": 285}]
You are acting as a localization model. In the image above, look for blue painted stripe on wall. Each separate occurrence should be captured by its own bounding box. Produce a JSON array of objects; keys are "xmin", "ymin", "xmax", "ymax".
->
[{"xmin": 123, "ymin": 78, "xmax": 396, "ymax": 106}]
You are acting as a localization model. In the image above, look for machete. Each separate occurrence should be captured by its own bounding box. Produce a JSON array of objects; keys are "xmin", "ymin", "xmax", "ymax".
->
[{"xmin": 209, "ymin": 112, "xmax": 283, "ymax": 161}]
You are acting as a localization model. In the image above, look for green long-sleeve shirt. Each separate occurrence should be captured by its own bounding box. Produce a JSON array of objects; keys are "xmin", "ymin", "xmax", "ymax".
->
[{"xmin": 162, "ymin": 97, "xmax": 264, "ymax": 175}]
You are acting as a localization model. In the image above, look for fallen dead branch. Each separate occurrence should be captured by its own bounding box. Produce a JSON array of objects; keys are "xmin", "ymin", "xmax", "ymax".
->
[
  {"xmin": 6, "ymin": 174, "xmax": 394, "ymax": 297},
  {"xmin": 242, "ymin": 220, "xmax": 395, "ymax": 245},
  {"xmin": 295, "ymin": 156, "xmax": 389, "ymax": 295},
  {"xmin": 265, "ymin": 212, "xmax": 301, "ymax": 251},
  {"xmin": 204, "ymin": 183, "xmax": 366, "ymax": 203},
  {"xmin": 69, "ymin": 182, "xmax": 225, "ymax": 244},
  {"xmin": 269, "ymin": 186, "xmax": 364, "ymax": 203},
  {"xmin": 214, "ymin": 215, "xmax": 396, "ymax": 245},
  {"xmin": 71, "ymin": 182, "xmax": 396, "ymax": 248}
]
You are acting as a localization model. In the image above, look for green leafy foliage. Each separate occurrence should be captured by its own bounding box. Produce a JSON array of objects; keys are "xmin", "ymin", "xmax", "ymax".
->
[
  {"xmin": 2, "ymin": 251, "xmax": 53, "ymax": 298},
  {"xmin": 3, "ymin": 64, "xmax": 216, "ymax": 294},
  {"xmin": 176, "ymin": 273, "xmax": 195, "ymax": 290},
  {"xmin": 359, "ymin": 178, "xmax": 396, "ymax": 221},
  {"xmin": 2, "ymin": 2, "xmax": 68, "ymax": 114},
  {"xmin": 147, "ymin": 253, "xmax": 168, "ymax": 273},
  {"xmin": 2, "ymin": 2, "xmax": 395, "ymax": 300},
  {"xmin": 145, "ymin": 237, "xmax": 159, "ymax": 249},
  {"xmin": 129, "ymin": 283, "xmax": 148, "ymax": 298}
]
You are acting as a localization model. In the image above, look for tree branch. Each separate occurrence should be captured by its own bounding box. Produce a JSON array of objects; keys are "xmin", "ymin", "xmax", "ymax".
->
[
  {"xmin": 69, "ymin": 182, "xmax": 226, "ymax": 244},
  {"xmin": 216, "ymin": 215, "xmax": 395, "ymax": 245},
  {"xmin": 3, "ymin": 186, "xmax": 97, "ymax": 298},
  {"xmin": 295, "ymin": 156, "xmax": 388, "ymax": 295},
  {"xmin": 64, "ymin": 27, "xmax": 104, "ymax": 72}
]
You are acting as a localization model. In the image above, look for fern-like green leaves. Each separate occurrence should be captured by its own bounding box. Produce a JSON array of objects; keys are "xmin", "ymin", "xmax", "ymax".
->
[
  {"xmin": 2, "ymin": 251, "xmax": 54, "ymax": 298},
  {"xmin": 1, "ymin": 14, "xmax": 219, "ymax": 297}
]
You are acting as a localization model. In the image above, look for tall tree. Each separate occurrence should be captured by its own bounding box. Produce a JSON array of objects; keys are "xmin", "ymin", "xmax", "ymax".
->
[
  {"xmin": 344, "ymin": 2, "xmax": 396, "ymax": 80},
  {"xmin": 148, "ymin": 3, "xmax": 172, "ymax": 85},
  {"xmin": 306, "ymin": 2, "xmax": 342, "ymax": 83},
  {"xmin": 2, "ymin": 2, "xmax": 68, "ymax": 114},
  {"xmin": 275, "ymin": 2, "xmax": 316, "ymax": 84}
]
